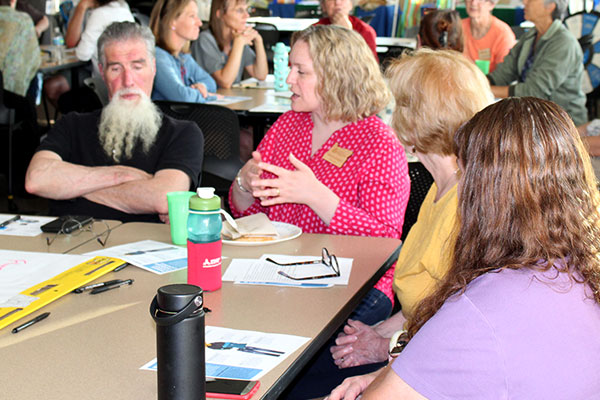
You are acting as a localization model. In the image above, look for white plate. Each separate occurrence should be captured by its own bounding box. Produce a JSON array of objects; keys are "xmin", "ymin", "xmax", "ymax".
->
[{"xmin": 222, "ymin": 221, "xmax": 302, "ymax": 246}]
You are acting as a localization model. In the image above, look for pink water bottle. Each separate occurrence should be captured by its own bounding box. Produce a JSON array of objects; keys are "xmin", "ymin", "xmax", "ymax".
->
[{"xmin": 187, "ymin": 187, "xmax": 222, "ymax": 291}]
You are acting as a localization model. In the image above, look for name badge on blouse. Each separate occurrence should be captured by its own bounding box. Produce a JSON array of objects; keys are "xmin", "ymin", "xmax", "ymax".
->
[
  {"xmin": 323, "ymin": 143, "xmax": 353, "ymax": 168},
  {"xmin": 478, "ymin": 48, "xmax": 491, "ymax": 60}
]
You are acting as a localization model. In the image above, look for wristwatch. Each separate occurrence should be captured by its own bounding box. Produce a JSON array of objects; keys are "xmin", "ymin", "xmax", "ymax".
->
[
  {"xmin": 388, "ymin": 329, "xmax": 409, "ymax": 358},
  {"xmin": 236, "ymin": 172, "xmax": 250, "ymax": 193}
]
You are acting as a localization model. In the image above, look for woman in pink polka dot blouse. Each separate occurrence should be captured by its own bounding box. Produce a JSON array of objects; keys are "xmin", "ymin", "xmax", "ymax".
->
[{"xmin": 229, "ymin": 25, "xmax": 409, "ymax": 325}]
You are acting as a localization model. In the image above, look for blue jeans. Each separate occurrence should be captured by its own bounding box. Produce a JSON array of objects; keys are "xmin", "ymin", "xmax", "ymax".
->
[{"xmin": 281, "ymin": 287, "xmax": 392, "ymax": 399}]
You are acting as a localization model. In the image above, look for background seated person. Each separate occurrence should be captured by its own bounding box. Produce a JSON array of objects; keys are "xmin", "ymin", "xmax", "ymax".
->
[
  {"xmin": 16, "ymin": 0, "xmax": 49, "ymax": 38},
  {"xmin": 231, "ymin": 25, "xmax": 409, "ymax": 399},
  {"xmin": 329, "ymin": 49, "xmax": 493, "ymax": 374},
  {"xmin": 150, "ymin": 0, "xmax": 217, "ymax": 102},
  {"xmin": 329, "ymin": 97, "xmax": 600, "ymax": 400},
  {"xmin": 65, "ymin": 0, "xmax": 135, "ymax": 75},
  {"xmin": 462, "ymin": 0, "xmax": 516, "ymax": 73},
  {"xmin": 0, "ymin": 0, "xmax": 40, "ymax": 100},
  {"xmin": 315, "ymin": 0, "xmax": 378, "ymax": 59},
  {"xmin": 488, "ymin": 0, "xmax": 587, "ymax": 126},
  {"xmin": 191, "ymin": 0, "xmax": 267, "ymax": 89},
  {"xmin": 418, "ymin": 9, "xmax": 463, "ymax": 52},
  {"xmin": 0, "ymin": 0, "xmax": 41, "ymax": 192},
  {"xmin": 25, "ymin": 22, "xmax": 204, "ymax": 223}
]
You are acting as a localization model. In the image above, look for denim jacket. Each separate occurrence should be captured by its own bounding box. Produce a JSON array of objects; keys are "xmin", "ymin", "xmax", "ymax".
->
[{"xmin": 152, "ymin": 47, "xmax": 217, "ymax": 103}]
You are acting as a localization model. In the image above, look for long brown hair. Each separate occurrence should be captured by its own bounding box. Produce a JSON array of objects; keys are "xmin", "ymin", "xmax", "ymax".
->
[{"xmin": 407, "ymin": 97, "xmax": 600, "ymax": 337}]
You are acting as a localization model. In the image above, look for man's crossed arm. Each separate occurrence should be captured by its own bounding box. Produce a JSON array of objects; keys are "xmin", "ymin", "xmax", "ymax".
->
[{"xmin": 25, "ymin": 150, "xmax": 191, "ymax": 216}]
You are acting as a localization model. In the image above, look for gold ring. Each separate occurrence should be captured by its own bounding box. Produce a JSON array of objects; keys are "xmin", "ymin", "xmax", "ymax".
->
[{"xmin": 275, "ymin": 188, "xmax": 280, "ymax": 196}]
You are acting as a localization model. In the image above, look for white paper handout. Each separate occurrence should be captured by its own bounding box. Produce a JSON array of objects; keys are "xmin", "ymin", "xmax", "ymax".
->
[
  {"xmin": 0, "ymin": 250, "xmax": 88, "ymax": 306},
  {"xmin": 0, "ymin": 214, "xmax": 56, "ymax": 237},
  {"xmin": 141, "ymin": 326, "xmax": 310, "ymax": 380},
  {"xmin": 85, "ymin": 239, "xmax": 187, "ymax": 274},
  {"xmin": 234, "ymin": 74, "xmax": 275, "ymax": 89},
  {"xmin": 207, "ymin": 95, "xmax": 252, "ymax": 105},
  {"xmin": 222, "ymin": 254, "xmax": 352, "ymax": 287}
]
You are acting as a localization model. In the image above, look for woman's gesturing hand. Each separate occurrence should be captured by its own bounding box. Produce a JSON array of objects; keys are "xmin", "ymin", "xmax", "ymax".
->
[
  {"xmin": 239, "ymin": 151, "xmax": 263, "ymax": 193},
  {"xmin": 254, "ymin": 153, "xmax": 323, "ymax": 206},
  {"xmin": 250, "ymin": 153, "xmax": 340, "ymax": 224}
]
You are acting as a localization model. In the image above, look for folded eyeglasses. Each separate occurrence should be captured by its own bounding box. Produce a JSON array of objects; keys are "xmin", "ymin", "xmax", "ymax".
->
[{"xmin": 266, "ymin": 248, "xmax": 340, "ymax": 281}]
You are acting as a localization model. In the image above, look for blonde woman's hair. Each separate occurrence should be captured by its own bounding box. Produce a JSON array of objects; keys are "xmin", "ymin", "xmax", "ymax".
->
[
  {"xmin": 291, "ymin": 25, "xmax": 390, "ymax": 123},
  {"xmin": 149, "ymin": 0, "xmax": 193, "ymax": 54},
  {"xmin": 385, "ymin": 48, "xmax": 493, "ymax": 155}
]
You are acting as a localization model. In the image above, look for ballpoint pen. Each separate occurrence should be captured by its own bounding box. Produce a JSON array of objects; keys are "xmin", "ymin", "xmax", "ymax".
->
[
  {"xmin": 0, "ymin": 215, "xmax": 21, "ymax": 228},
  {"xmin": 112, "ymin": 263, "xmax": 130, "ymax": 273},
  {"xmin": 11, "ymin": 312, "xmax": 50, "ymax": 334},
  {"xmin": 73, "ymin": 279, "xmax": 123, "ymax": 293},
  {"xmin": 90, "ymin": 279, "xmax": 134, "ymax": 294}
]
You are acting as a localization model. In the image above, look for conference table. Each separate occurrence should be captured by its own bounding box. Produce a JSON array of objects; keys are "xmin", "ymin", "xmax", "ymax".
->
[
  {"xmin": 248, "ymin": 16, "xmax": 318, "ymax": 32},
  {"xmin": 0, "ymin": 218, "xmax": 121, "ymax": 254},
  {"xmin": 0, "ymin": 221, "xmax": 401, "ymax": 399},
  {"xmin": 39, "ymin": 45, "xmax": 88, "ymax": 88}
]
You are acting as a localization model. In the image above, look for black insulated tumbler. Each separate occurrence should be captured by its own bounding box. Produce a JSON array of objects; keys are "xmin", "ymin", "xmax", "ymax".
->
[{"xmin": 150, "ymin": 284, "xmax": 206, "ymax": 400}]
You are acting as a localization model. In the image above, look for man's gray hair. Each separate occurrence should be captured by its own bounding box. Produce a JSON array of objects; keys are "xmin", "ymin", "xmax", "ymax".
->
[
  {"xmin": 97, "ymin": 22, "xmax": 156, "ymax": 69},
  {"xmin": 544, "ymin": 0, "xmax": 568, "ymax": 20}
]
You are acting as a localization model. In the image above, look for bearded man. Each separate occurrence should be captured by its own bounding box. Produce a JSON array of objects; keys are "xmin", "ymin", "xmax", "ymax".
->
[{"xmin": 25, "ymin": 22, "xmax": 203, "ymax": 223}]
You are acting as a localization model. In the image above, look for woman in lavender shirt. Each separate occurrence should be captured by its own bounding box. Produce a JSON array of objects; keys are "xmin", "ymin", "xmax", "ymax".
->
[{"xmin": 328, "ymin": 97, "xmax": 600, "ymax": 399}]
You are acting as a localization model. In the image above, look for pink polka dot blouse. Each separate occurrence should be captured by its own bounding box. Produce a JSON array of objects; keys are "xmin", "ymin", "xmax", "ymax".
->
[{"xmin": 229, "ymin": 111, "xmax": 410, "ymax": 301}]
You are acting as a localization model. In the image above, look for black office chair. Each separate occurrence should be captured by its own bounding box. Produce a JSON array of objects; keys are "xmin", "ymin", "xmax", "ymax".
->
[
  {"xmin": 131, "ymin": 9, "xmax": 150, "ymax": 26},
  {"xmin": 155, "ymin": 101, "xmax": 245, "ymax": 197},
  {"xmin": 250, "ymin": 7, "xmax": 271, "ymax": 17},
  {"xmin": 254, "ymin": 23, "xmax": 280, "ymax": 73},
  {"xmin": 401, "ymin": 161, "xmax": 434, "ymax": 242},
  {"xmin": 358, "ymin": 14, "xmax": 375, "ymax": 25},
  {"xmin": 0, "ymin": 70, "xmax": 19, "ymax": 212}
]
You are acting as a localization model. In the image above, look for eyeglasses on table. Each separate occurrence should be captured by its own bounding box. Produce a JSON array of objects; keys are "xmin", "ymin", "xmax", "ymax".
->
[
  {"xmin": 46, "ymin": 218, "xmax": 112, "ymax": 249},
  {"xmin": 266, "ymin": 247, "xmax": 341, "ymax": 281}
]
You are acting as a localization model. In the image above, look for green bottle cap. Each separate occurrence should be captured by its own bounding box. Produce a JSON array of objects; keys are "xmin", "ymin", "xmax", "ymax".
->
[{"xmin": 189, "ymin": 187, "xmax": 220, "ymax": 211}]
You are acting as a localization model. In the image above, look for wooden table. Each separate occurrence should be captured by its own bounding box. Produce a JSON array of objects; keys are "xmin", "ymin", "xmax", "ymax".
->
[
  {"xmin": 39, "ymin": 45, "xmax": 88, "ymax": 85},
  {"xmin": 247, "ymin": 17, "xmax": 319, "ymax": 32},
  {"xmin": 0, "ymin": 218, "xmax": 122, "ymax": 254},
  {"xmin": 0, "ymin": 222, "xmax": 401, "ymax": 399}
]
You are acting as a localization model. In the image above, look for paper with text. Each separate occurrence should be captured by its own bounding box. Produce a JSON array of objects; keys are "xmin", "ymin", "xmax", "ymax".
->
[{"xmin": 141, "ymin": 326, "xmax": 310, "ymax": 380}]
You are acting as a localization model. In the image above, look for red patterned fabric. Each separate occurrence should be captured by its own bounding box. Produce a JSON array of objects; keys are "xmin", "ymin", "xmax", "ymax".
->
[{"xmin": 229, "ymin": 111, "xmax": 410, "ymax": 301}]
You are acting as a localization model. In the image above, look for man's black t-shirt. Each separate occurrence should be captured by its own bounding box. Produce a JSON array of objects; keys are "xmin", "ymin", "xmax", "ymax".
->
[{"xmin": 37, "ymin": 110, "xmax": 204, "ymax": 222}]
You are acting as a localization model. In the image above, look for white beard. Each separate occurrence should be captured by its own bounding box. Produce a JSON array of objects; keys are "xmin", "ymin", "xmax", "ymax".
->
[{"xmin": 98, "ymin": 88, "xmax": 162, "ymax": 162}]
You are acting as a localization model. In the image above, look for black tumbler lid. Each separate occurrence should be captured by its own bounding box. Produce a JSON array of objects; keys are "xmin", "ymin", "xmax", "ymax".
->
[{"xmin": 156, "ymin": 284, "xmax": 203, "ymax": 313}]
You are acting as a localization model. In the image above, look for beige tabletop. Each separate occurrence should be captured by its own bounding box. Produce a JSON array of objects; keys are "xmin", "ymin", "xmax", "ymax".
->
[
  {"xmin": 0, "ymin": 222, "xmax": 400, "ymax": 399},
  {"xmin": 218, "ymin": 86, "xmax": 291, "ymax": 113},
  {"xmin": 0, "ymin": 218, "xmax": 122, "ymax": 254}
]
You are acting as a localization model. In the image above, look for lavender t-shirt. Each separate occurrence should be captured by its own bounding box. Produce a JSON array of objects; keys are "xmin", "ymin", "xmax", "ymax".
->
[{"xmin": 392, "ymin": 267, "xmax": 600, "ymax": 399}]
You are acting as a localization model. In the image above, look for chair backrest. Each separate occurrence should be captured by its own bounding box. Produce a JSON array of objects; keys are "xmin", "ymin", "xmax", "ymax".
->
[
  {"xmin": 83, "ymin": 76, "xmax": 109, "ymax": 106},
  {"xmin": 401, "ymin": 161, "xmax": 434, "ymax": 241},
  {"xmin": 358, "ymin": 14, "xmax": 375, "ymax": 25},
  {"xmin": 154, "ymin": 101, "xmax": 244, "ymax": 183},
  {"xmin": 132, "ymin": 10, "xmax": 150, "ymax": 27},
  {"xmin": 250, "ymin": 7, "xmax": 271, "ymax": 17},
  {"xmin": 254, "ymin": 23, "xmax": 279, "ymax": 73},
  {"xmin": 0, "ymin": 70, "xmax": 15, "ymax": 126}
]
